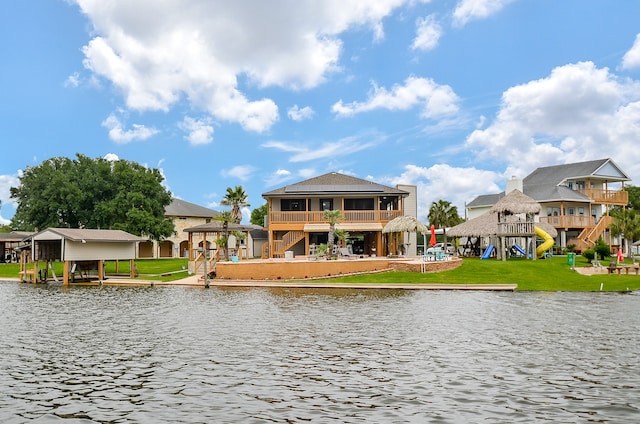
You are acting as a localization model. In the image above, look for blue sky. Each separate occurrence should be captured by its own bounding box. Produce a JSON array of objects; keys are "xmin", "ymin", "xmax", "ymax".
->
[{"xmin": 2, "ymin": 0, "xmax": 640, "ymax": 225}]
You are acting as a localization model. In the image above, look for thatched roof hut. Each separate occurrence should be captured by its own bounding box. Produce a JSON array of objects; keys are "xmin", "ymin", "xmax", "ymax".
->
[
  {"xmin": 382, "ymin": 215, "xmax": 429, "ymax": 234},
  {"xmin": 448, "ymin": 211, "xmax": 557, "ymax": 238},
  {"xmin": 490, "ymin": 189, "xmax": 541, "ymax": 215}
]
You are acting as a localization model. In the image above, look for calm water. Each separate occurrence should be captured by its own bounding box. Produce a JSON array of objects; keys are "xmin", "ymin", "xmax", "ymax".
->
[{"xmin": 0, "ymin": 282, "xmax": 639, "ymax": 423}]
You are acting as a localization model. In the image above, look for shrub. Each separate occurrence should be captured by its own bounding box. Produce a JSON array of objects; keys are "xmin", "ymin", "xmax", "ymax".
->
[
  {"xmin": 582, "ymin": 249, "xmax": 595, "ymax": 263},
  {"xmin": 594, "ymin": 238, "xmax": 611, "ymax": 260}
]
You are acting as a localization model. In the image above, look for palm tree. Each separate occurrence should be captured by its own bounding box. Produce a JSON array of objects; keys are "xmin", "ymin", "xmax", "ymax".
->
[
  {"xmin": 323, "ymin": 209, "xmax": 343, "ymax": 258},
  {"xmin": 610, "ymin": 208, "xmax": 640, "ymax": 262},
  {"xmin": 427, "ymin": 200, "xmax": 464, "ymax": 252},
  {"xmin": 214, "ymin": 210, "xmax": 234, "ymax": 260},
  {"xmin": 220, "ymin": 186, "xmax": 250, "ymax": 224}
]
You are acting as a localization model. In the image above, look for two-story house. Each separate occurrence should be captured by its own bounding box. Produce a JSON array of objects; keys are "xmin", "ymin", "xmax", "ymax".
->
[
  {"xmin": 138, "ymin": 198, "xmax": 219, "ymax": 258},
  {"xmin": 261, "ymin": 172, "xmax": 417, "ymax": 258},
  {"xmin": 466, "ymin": 158, "xmax": 630, "ymax": 252}
]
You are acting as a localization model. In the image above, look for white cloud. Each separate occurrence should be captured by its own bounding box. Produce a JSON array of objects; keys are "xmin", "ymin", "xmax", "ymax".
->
[
  {"xmin": 103, "ymin": 153, "xmax": 120, "ymax": 161},
  {"xmin": 382, "ymin": 164, "xmax": 502, "ymax": 220},
  {"xmin": 622, "ymin": 33, "xmax": 640, "ymax": 70},
  {"xmin": 102, "ymin": 113, "xmax": 158, "ymax": 143},
  {"xmin": 221, "ymin": 165, "xmax": 256, "ymax": 181},
  {"xmin": 453, "ymin": 0, "xmax": 513, "ymax": 27},
  {"xmin": 74, "ymin": 0, "xmax": 416, "ymax": 133},
  {"xmin": 262, "ymin": 133, "xmax": 381, "ymax": 162},
  {"xmin": 465, "ymin": 61, "xmax": 640, "ymax": 180},
  {"xmin": 332, "ymin": 76, "xmax": 459, "ymax": 118},
  {"xmin": 179, "ymin": 116, "xmax": 214, "ymax": 145},
  {"xmin": 412, "ymin": 15, "xmax": 442, "ymax": 51},
  {"xmin": 264, "ymin": 169, "xmax": 294, "ymax": 187},
  {"xmin": 287, "ymin": 105, "xmax": 315, "ymax": 122},
  {"xmin": 64, "ymin": 72, "xmax": 81, "ymax": 88},
  {"xmin": 0, "ymin": 174, "xmax": 20, "ymax": 225}
]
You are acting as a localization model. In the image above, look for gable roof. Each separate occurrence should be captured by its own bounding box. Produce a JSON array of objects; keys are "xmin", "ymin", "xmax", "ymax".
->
[
  {"xmin": 165, "ymin": 198, "xmax": 218, "ymax": 218},
  {"xmin": 32, "ymin": 228, "xmax": 146, "ymax": 242},
  {"xmin": 524, "ymin": 158, "xmax": 630, "ymax": 187},
  {"xmin": 468, "ymin": 158, "xmax": 630, "ymax": 208},
  {"xmin": 262, "ymin": 172, "xmax": 409, "ymax": 197}
]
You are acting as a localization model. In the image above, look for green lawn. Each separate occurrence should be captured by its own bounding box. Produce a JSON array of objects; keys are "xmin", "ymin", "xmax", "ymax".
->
[
  {"xmin": 0, "ymin": 258, "xmax": 190, "ymax": 282},
  {"xmin": 322, "ymin": 255, "xmax": 640, "ymax": 292},
  {"xmin": 2, "ymin": 255, "xmax": 639, "ymax": 291}
]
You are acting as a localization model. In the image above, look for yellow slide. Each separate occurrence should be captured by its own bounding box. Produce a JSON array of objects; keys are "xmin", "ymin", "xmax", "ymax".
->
[{"xmin": 535, "ymin": 226, "xmax": 554, "ymax": 258}]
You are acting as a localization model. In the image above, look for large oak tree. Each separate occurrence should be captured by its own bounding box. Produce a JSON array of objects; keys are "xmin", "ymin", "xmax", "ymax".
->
[{"xmin": 10, "ymin": 154, "xmax": 174, "ymax": 240}]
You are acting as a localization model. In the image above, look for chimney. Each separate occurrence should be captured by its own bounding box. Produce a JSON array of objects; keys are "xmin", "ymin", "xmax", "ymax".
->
[{"xmin": 506, "ymin": 175, "xmax": 523, "ymax": 194}]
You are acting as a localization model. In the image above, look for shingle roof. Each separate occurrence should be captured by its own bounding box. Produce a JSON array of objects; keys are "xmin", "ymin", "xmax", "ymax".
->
[
  {"xmin": 165, "ymin": 198, "xmax": 218, "ymax": 218},
  {"xmin": 262, "ymin": 172, "xmax": 409, "ymax": 197},
  {"xmin": 523, "ymin": 158, "xmax": 630, "ymax": 186},
  {"xmin": 466, "ymin": 193, "xmax": 504, "ymax": 208}
]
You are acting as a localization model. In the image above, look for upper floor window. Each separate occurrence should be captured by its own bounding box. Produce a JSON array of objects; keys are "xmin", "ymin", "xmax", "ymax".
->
[
  {"xmin": 344, "ymin": 198, "xmax": 374, "ymax": 210},
  {"xmin": 281, "ymin": 199, "xmax": 306, "ymax": 211},
  {"xmin": 321, "ymin": 199, "xmax": 333, "ymax": 211}
]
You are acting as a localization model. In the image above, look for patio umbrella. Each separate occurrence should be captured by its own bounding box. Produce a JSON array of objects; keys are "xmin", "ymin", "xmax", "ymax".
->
[{"xmin": 429, "ymin": 224, "xmax": 437, "ymax": 247}]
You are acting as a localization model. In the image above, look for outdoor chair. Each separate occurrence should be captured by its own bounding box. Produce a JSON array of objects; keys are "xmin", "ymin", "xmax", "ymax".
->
[{"xmin": 338, "ymin": 247, "xmax": 358, "ymax": 259}]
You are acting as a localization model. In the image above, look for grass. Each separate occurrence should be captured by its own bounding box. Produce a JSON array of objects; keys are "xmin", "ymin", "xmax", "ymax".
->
[
  {"xmin": 2, "ymin": 255, "xmax": 639, "ymax": 291},
  {"xmin": 0, "ymin": 258, "xmax": 190, "ymax": 283}
]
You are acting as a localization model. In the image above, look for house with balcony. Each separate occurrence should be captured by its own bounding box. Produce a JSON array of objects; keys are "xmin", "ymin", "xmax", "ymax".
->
[
  {"xmin": 261, "ymin": 172, "xmax": 416, "ymax": 258},
  {"xmin": 466, "ymin": 158, "xmax": 631, "ymax": 252}
]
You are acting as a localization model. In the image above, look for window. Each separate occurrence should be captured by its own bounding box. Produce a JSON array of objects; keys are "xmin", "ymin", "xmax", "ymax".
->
[
  {"xmin": 321, "ymin": 199, "xmax": 333, "ymax": 211},
  {"xmin": 344, "ymin": 198, "xmax": 374, "ymax": 210},
  {"xmin": 578, "ymin": 207, "xmax": 585, "ymax": 216},
  {"xmin": 281, "ymin": 199, "xmax": 306, "ymax": 211},
  {"xmin": 568, "ymin": 208, "xmax": 575, "ymax": 216}
]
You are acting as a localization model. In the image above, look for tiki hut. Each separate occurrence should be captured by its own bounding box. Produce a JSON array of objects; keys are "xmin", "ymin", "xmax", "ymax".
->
[
  {"xmin": 450, "ymin": 189, "xmax": 557, "ymax": 260},
  {"xmin": 382, "ymin": 216, "xmax": 429, "ymax": 256}
]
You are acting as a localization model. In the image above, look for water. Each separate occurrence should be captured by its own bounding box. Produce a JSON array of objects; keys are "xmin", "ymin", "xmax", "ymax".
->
[{"xmin": 1, "ymin": 282, "xmax": 639, "ymax": 423}]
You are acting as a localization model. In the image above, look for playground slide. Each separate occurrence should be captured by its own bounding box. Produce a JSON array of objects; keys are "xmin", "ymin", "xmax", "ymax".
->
[
  {"xmin": 481, "ymin": 245, "xmax": 495, "ymax": 260},
  {"xmin": 512, "ymin": 244, "xmax": 527, "ymax": 256},
  {"xmin": 535, "ymin": 226, "xmax": 554, "ymax": 258}
]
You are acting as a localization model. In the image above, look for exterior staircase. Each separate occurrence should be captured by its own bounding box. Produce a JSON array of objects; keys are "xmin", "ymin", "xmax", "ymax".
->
[
  {"xmin": 572, "ymin": 215, "xmax": 612, "ymax": 252},
  {"xmin": 271, "ymin": 230, "xmax": 305, "ymax": 258}
]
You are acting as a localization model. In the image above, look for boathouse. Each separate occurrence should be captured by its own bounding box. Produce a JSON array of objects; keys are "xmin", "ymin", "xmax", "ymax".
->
[{"xmin": 21, "ymin": 228, "xmax": 146, "ymax": 285}]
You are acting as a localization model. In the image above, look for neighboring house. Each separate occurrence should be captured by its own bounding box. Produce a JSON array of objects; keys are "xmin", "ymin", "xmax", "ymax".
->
[
  {"xmin": 466, "ymin": 158, "xmax": 631, "ymax": 252},
  {"xmin": 261, "ymin": 172, "xmax": 416, "ymax": 258},
  {"xmin": 139, "ymin": 198, "xmax": 219, "ymax": 258}
]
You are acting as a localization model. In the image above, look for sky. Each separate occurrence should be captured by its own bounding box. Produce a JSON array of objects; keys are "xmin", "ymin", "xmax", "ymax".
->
[{"xmin": 2, "ymin": 0, "xmax": 640, "ymax": 226}]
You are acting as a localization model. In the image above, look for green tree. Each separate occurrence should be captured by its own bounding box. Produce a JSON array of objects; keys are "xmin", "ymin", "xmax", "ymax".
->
[
  {"xmin": 214, "ymin": 210, "xmax": 234, "ymax": 260},
  {"xmin": 220, "ymin": 186, "xmax": 250, "ymax": 224},
  {"xmin": 250, "ymin": 203, "xmax": 268, "ymax": 227},
  {"xmin": 626, "ymin": 185, "xmax": 640, "ymax": 210},
  {"xmin": 10, "ymin": 154, "xmax": 174, "ymax": 240},
  {"xmin": 427, "ymin": 200, "xmax": 464, "ymax": 250},
  {"xmin": 323, "ymin": 209, "xmax": 343, "ymax": 258},
  {"xmin": 610, "ymin": 208, "xmax": 640, "ymax": 261}
]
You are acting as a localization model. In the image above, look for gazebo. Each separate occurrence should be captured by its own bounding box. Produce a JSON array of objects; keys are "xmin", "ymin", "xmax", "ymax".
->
[{"xmin": 183, "ymin": 221, "xmax": 259, "ymax": 276}]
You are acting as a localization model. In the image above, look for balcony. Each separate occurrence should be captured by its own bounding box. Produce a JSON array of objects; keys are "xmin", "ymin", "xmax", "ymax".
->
[
  {"xmin": 577, "ymin": 188, "xmax": 628, "ymax": 205},
  {"xmin": 539, "ymin": 215, "xmax": 595, "ymax": 229},
  {"xmin": 268, "ymin": 210, "xmax": 402, "ymax": 225}
]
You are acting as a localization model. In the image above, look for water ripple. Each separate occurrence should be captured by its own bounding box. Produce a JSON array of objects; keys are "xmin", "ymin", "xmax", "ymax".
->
[{"xmin": 1, "ymin": 284, "xmax": 639, "ymax": 422}]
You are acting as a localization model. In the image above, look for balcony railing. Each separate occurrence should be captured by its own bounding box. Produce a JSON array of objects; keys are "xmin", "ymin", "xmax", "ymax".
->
[
  {"xmin": 577, "ymin": 188, "xmax": 628, "ymax": 205},
  {"xmin": 539, "ymin": 215, "xmax": 595, "ymax": 229},
  {"xmin": 269, "ymin": 210, "xmax": 402, "ymax": 224},
  {"xmin": 497, "ymin": 222, "xmax": 535, "ymax": 235}
]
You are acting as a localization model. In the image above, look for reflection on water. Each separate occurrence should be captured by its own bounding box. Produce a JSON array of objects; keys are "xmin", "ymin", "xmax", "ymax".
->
[{"xmin": 1, "ymin": 282, "xmax": 639, "ymax": 423}]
